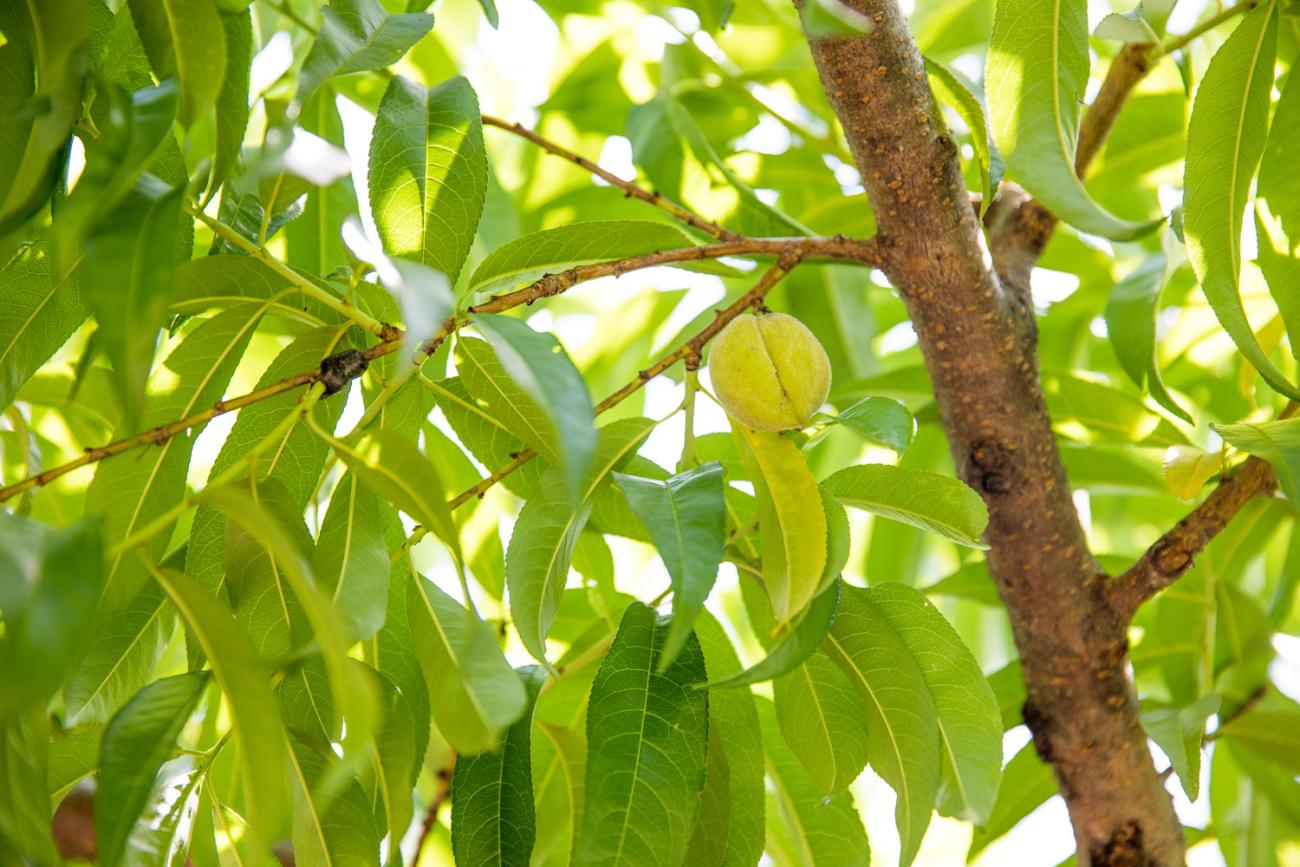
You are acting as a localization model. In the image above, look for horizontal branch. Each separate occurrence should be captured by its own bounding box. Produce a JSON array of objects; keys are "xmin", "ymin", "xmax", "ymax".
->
[
  {"xmin": 468, "ymin": 235, "xmax": 880, "ymax": 314},
  {"xmin": 1108, "ymin": 455, "xmax": 1278, "ymax": 618},
  {"xmin": 482, "ymin": 114, "xmax": 742, "ymax": 242}
]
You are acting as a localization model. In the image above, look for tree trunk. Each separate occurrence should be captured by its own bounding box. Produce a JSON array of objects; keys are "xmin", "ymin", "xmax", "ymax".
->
[{"xmin": 799, "ymin": 3, "xmax": 1185, "ymax": 863}]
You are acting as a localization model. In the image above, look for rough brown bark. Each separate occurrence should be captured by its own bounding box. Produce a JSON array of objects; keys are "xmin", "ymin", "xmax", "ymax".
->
[{"xmin": 800, "ymin": 4, "xmax": 1185, "ymax": 863}]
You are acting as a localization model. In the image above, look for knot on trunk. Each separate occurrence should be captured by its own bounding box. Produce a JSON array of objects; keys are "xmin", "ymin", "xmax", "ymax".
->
[
  {"xmin": 1091, "ymin": 819, "xmax": 1155, "ymax": 867},
  {"xmin": 969, "ymin": 436, "xmax": 1016, "ymax": 496}
]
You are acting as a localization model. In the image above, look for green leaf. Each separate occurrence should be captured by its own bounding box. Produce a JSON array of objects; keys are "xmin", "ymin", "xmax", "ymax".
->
[
  {"xmin": 822, "ymin": 464, "xmax": 989, "ymax": 549},
  {"xmin": 209, "ymin": 9, "xmax": 251, "ymax": 200},
  {"xmin": 0, "ymin": 514, "xmax": 104, "ymax": 716},
  {"xmin": 1215, "ymin": 418, "xmax": 1300, "ymax": 504},
  {"xmin": 335, "ymin": 428, "xmax": 458, "ymax": 557},
  {"xmin": 532, "ymin": 722, "xmax": 585, "ymax": 867},
  {"xmin": 97, "ymin": 672, "xmax": 209, "ymax": 867},
  {"xmin": 299, "ymin": 0, "xmax": 433, "ymax": 101},
  {"xmin": 466, "ymin": 220, "xmax": 696, "ymax": 297},
  {"xmin": 799, "ymin": 0, "xmax": 873, "ymax": 35},
  {"xmin": 406, "ymin": 568, "xmax": 526, "ymax": 754},
  {"xmin": 121, "ymin": 753, "xmax": 210, "ymax": 867},
  {"xmin": 614, "ymin": 463, "xmax": 725, "ymax": 671},
  {"xmin": 967, "ymin": 741, "xmax": 1056, "ymax": 860},
  {"xmin": 1259, "ymin": 63, "xmax": 1300, "ymax": 245},
  {"xmin": 287, "ymin": 732, "xmax": 382, "ymax": 866},
  {"xmin": 830, "ymin": 396, "xmax": 915, "ymax": 453},
  {"xmin": 0, "ymin": 0, "xmax": 89, "ymax": 234},
  {"xmin": 0, "ymin": 243, "xmax": 86, "ymax": 411},
  {"xmin": 430, "ymin": 375, "xmax": 545, "ymax": 498},
  {"xmin": 172, "ymin": 255, "xmax": 345, "ymax": 323},
  {"xmin": 1104, "ymin": 254, "xmax": 1192, "ymax": 422},
  {"xmin": 69, "ymin": 304, "xmax": 262, "ymax": 723},
  {"xmin": 358, "ymin": 664, "xmax": 417, "ymax": 860},
  {"xmin": 148, "ymin": 567, "xmax": 291, "ymax": 848},
  {"xmin": 824, "ymin": 584, "xmax": 940, "ymax": 867},
  {"xmin": 686, "ymin": 614, "xmax": 763, "ymax": 867},
  {"xmin": 369, "ymin": 75, "xmax": 486, "ymax": 283},
  {"xmin": 704, "ymin": 582, "xmax": 840, "ymax": 689},
  {"xmin": 734, "ymin": 427, "xmax": 827, "ymax": 624},
  {"xmin": 757, "ymin": 697, "xmax": 870, "ymax": 867},
  {"xmin": 773, "ymin": 651, "xmax": 869, "ymax": 797},
  {"xmin": 81, "ymin": 175, "xmax": 186, "ymax": 420},
  {"xmin": 127, "ymin": 0, "xmax": 227, "ymax": 127},
  {"xmin": 313, "ymin": 472, "xmax": 389, "ymax": 641},
  {"xmin": 575, "ymin": 603, "xmax": 709, "ymax": 866},
  {"xmin": 1219, "ymin": 708, "xmax": 1300, "ymax": 776},
  {"xmin": 986, "ymin": 0, "xmax": 1159, "ymax": 240},
  {"xmin": 53, "ymin": 80, "xmax": 179, "ymax": 270},
  {"xmin": 48, "ymin": 728, "xmax": 102, "ymax": 803},
  {"xmin": 1141, "ymin": 694, "xmax": 1220, "ymax": 801},
  {"xmin": 924, "ymin": 57, "xmax": 1002, "ymax": 213},
  {"xmin": 1183, "ymin": 5, "xmax": 1298, "ymax": 399},
  {"xmin": 507, "ymin": 417, "xmax": 654, "ymax": 667},
  {"xmin": 1044, "ymin": 371, "xmax": 1188, "ymax": 446},
  {"xmin": 0, "ymin": 709, "xmax": 57, "ymax": 865},
  {"xmin": 472, "ymin": 314, "xmax": 598, "ymax": 500},
  {"xmin": 864, "ymin": 583, "xmax": 1002, "ymax": 825},
  {"xmin": 371, "ymin": 558, "xmax": 432, "ymax": 784},
  {"xmin": 451, "ymin": 667, "xmax": 545, "ymax": 867}
]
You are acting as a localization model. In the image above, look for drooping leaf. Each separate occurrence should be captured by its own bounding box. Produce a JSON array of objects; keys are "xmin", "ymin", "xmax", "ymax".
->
[
  {"xmin": 48, "ymin": 728, "xmax": 102, "ymax": 803},
  {"xmin": 1183, "ymin": 5, "xmax": 1298, "ymax": 399},
  {"xmin": 986, "ymin": 0, "xmax": 1159, "ymax": 240},
  {"xmin": 208, "ymin": 9, "xmax": 251, "ymax": 199},
  {"xmin": 430, "ymin": 375, "xmax": 545, "ymax": 499},
  {"xmin": 1104, "ymin": 254, "xmax": 1192, "ymax": 422},
  {"xmin": 1044, "ymin": 371, "xmax": 1188, "ymax": 447},
  {"xmin": 369, "ymin": 75, "xmax": 486, "ymax": 284},
  {"xmin": 127, "ymin": 0, "xmax": 227, "ymax": 127},
  {"xmin": 299, "ymin": 0, "xmax": 433, "ymax": 101},
  {"xmin": 453, "ymin": 337, "xmax": 564, "ymax": 470},
  {"xmin": 1141, "ymin": 694, "xmax": 1220, "ymax": 801},
  {"xmin": 0, "ymin": 514, "xmax": 104, "ymax": 716},
  {"xmin": 1215, "ymin": 418, "xmax": 1300, "ymax": 504},
  {"xmin": 864, "ymin": 583, "xmax": 1002, "ymax": 825},
  {"xmin": 531, "ymin": 722, "xmax": 585, "ymax": 867},
  {"xmin": 466, "ymin": 220, "xmax": 696, "ymax": 297},
  {"xmin": 773, "ymin": 651, "xmax": 869, "ymax": 797},
  {"xmin": 451, "ymin": 667, "xmax": 545, "ymax": 867},
  {"xmin": 574, "ymin": 603, "xmax": 709, "ymax": 866},
  {"xmin": 1218, "ymin": 707, "xmax": 1300, "ymax": 775},
  {"xmin": 0, "ymin": 708, "xmax": 57, "ymax": 865},
  {"xmin": 0, "ymin": 243, "xmax": 86, "ymax": 411},
  {"xmin": 287, "ymin": 732, "xmax": 382, "ymax": 866},
  {"xmin": 371, "ymin": 558, "xmax": 432, "ymax": 783},
  {"xmin": 824, "ymin": 584, "xmax": 941, "ymax": 867},
  {"xmin": 406, "ymin": 569, "xmax": 526, "ymax": 754},
  {"xmin": 472, "ymin": 314, "xmax": 597, "ymax": 500},
  {"xmin": 147, "ymin": 567, "xmax": 290, "ymax": 847},
  {"xmin": 507, "ymin": 418, "xmax": 654, "ymax": 667},
  {"xmin": 97, "ymin": 672, "xmax": 209, "ymax": 867},
  {"xmin": 0, "ymin": 0, "xmax": 89, "ymax": 234},
  {"xmin": 615, "ymin": 462, "xmax": 725, "ymax": 671},
  {"xmin": 80, "ymin": 175, "xmax": 186, "ymax": 420},
  {"xmin": 284, "ymin": 88, "xmax": 356, "ymax": 276},
  {"xmin": 313, "ymin": 471, "xmax": 389, "ymax": 641},
  {"xmin": 757, "ymin": 698, "xmax": 870, "ymax": 867},
  {"xmin": 822, "ymin": 464, "xmax": 989, "ymax": 549},
  {"xmin": 1163, "ymin": 445, "xmax": 1222, "ymax": 500},
  {"xmin": 358, "ymin": 664, "xmax": 417, "ymax": 860},
  {"xmin": 119, "ymin": 754, "xmax": 210, "ymax": 867},
  {"xmin": 678, "ymin": 615, "xmax": 761, "ymax": 867},
  {"xmin": 733, "ymin": 426, "xmax": 827, "ymax": 624}
]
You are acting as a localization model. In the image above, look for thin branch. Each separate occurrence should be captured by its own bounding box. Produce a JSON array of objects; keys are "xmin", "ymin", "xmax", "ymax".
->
[
  {"xmin": 1108, "ymin": 455, "xmax": 1278, "ymax": 617},
  {"xmin": 1157, "ymin": 0, "xmax": 1262, "ymax": 57},
  {"xmin": 482, "ymin": 114, "xmax": 743, "ymax": 242},
  {"xmin": 467, "ymin": 236, "xmax": 878, "ymax": 314},
  {"xmin": 186, "ymin": 204, "xmax": 397, "ymax": 340}
]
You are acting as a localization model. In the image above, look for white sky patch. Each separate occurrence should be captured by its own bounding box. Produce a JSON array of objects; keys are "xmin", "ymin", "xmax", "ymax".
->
[
  {"xmin": 250, "ymin": 31, "xmax": 293, "ymax": 100},
  {"xmin": 634, "ymin": 15, "xmax": 686, "ymax": 61},
  {"xmin": 65, "ymin": 135, "xmax": 86, "ymax": 193},
  {"xmin": 337, "ymin": 94, "xmax": 378, "ymax": 240},
  {"xmin": 597, "ymin": 135, "xmax": 636, "ymax": 182},
  {"xmin": 878, "ymin": 320, "xmax": 918, "ymax": 354},
  {"xmin": 1030, "ymin": 267, "xmax": 1082, "ymax": 307},
  {"xmin": 736, "ymin": 114, "xmax": 792, "ymax": 155}
]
